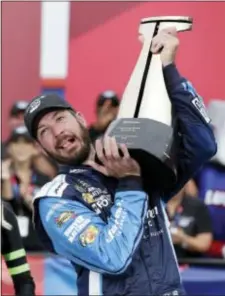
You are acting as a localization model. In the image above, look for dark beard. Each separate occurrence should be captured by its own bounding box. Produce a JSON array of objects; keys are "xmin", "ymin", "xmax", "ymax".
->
[{"xmin": 43, "ymin": 124, "xmax": 92, "ymax": 166}]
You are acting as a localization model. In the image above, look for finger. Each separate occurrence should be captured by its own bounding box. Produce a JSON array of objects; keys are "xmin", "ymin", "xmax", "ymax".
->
[
  {"xmin": 103, "ymin": 136, "xmax": 113, "ymax": 160},
  {"xmin": 160, "ymin": 27, "xmax": 177, "ymax": 36},
  {"xmin": 95, "ymin": 139, "xmax": 106, "ymax": 163},
  {"xmin": 88, "ymin": 160, "xmax": 109, "ymax": 176},
  {"xmin": 151, "ymin": 35, "xmax": 164, "ymax": 53},
  {"xmin": 151, "ymin": 41, "xmax": 163, "ymax": 54},
  {"xmin": 119, "ymin": 143, "xmax": 130, "ymax": 160},
  {"xmin": 110, "ymin": 137, "xmax": 120, "ymax": 159}
]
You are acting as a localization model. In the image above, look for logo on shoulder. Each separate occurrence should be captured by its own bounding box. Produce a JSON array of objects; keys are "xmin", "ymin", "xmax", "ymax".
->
[
  {"xmin": 79, "ymin": 225, "xmax": 99, "ymax": 247},
  {"xmin": 74, "ymin": 184, "xmax": 86, "ymax": 193},
  {"xmin": 55, "ymin": 211, "xmax": 76, "ymax": 227},
  {"xmin": 191, "ymin": 96, "xmax": 211, "ymax": 123}
]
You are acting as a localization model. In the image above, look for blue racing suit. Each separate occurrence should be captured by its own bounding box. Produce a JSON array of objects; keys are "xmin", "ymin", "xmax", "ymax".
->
[{"xmin": 33, "ymin": 64, "xmax": 217, "ymax": 296}]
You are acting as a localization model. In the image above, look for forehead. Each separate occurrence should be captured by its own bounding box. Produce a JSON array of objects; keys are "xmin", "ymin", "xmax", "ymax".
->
[{"xmin": 38, "ymin": 110, "xmax": 66, "ymax": 126}]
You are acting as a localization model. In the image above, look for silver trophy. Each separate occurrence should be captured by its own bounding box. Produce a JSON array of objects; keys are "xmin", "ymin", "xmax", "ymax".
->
[{"xmin": 106, "ymin": 16, "xmax": 193, "ymax": 192}]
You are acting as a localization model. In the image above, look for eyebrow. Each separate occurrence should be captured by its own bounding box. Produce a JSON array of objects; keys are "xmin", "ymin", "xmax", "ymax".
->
[{"xmin": 37, "ymin": 110, "xmax": 63, "ymax": 131}]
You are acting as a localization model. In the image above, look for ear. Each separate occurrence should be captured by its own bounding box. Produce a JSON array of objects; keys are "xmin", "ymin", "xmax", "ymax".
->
[{"xmin": 76, "ymin": 112, "xmax": 88, "ymax": 127}]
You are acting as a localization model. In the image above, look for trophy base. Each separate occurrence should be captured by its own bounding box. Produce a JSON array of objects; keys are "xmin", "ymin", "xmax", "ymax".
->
[{"xmin": 106, "ymin": 118, "xmax": 178, "ymax": 192}]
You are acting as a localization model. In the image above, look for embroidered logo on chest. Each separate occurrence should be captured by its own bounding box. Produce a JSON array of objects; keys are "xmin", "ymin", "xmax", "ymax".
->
[{"xmin": 75, "ymin": 179, "xmax": 112, "ymax": 214}]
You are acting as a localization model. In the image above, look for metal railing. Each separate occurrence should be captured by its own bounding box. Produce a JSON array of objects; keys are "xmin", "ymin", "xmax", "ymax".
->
[{"xmin": 178, "ymin": 257, "xmax": 225, "ymax": 267}]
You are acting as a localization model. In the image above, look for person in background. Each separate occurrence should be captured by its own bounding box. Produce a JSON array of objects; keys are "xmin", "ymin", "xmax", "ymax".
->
[
  {"xmin": 167, "ymin": 181, "xmax": 213, "ymax": 259},
  {"xmin": 183, "ymin": 179, "xmax": 198, "ymax": 198},
  {"xmin": 89, "ymin": 90, "xmax": 119, "ymax": 142},
  {"xmin": 2, "ymin": 101, "xmax": 29, "ymax": 160},
  {"xmin": 2, "ymin": 100, "xmax": 58, "ymax": 178},
  {"xmin": 8, "ymin": 101, "xmax": 30, "ymax": 131},
  {"xmin": 1, "ymin": 201, "xmax": 36, "ymax": 296},
  {"xmin": 1, "ymin": 126, "xmax": 49, "ymax": 251},
  {"xmin": 196, "ymin": 100, "xmax": 225, "ymax": 258}
]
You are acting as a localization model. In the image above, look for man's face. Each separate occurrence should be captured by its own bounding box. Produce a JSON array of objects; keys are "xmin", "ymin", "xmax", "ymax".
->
[
  {"xmin": 9, "ymin": 112, "xmax": 25, "ymax": 131},
  {"xmin": 37, "ymin": 110, "xmax": 91, "ymax": 165}
]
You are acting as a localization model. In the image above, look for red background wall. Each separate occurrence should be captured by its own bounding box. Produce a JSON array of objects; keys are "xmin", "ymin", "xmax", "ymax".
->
[
  {"xmin": 2, "ymin": 2, "xmax": 41, "ymax": 140},
  {"xmin": 66, "ymin": 2, "xmax": 225, "ymax": 125},
  {"xmin": 2, "ymin": 2, "xmax": 225, "ymax": 140}
]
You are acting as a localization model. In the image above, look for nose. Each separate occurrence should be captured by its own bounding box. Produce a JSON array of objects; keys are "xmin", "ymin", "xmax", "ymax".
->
[{"xmin": 51, "ymin": 124, "xmax": 64, "ymax": 138}]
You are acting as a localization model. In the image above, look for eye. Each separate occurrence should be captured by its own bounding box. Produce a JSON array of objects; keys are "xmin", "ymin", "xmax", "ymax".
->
[
  {"xmin": 56, "ymin": 116, "xmax": 64, "ymax": 122},
  {"xmin": 40, "ymin": 128, "xmax": 47, "ymax": 137}
]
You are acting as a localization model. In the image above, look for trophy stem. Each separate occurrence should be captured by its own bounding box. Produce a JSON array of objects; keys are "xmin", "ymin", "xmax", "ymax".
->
[{"xmin": 134, "ymin": 22, "xmax": 160, "ymax": 118}]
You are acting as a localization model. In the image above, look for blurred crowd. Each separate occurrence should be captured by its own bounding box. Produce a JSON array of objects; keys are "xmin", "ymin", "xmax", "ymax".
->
[{"xmin": 1, "ymin": 93, "xmax": 225, "ymax": 260}]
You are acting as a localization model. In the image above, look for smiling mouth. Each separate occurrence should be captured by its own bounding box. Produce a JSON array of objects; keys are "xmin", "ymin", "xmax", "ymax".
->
[{"xmin": 58, "ymin": 136, "xmax": 76, "ymax": 150}]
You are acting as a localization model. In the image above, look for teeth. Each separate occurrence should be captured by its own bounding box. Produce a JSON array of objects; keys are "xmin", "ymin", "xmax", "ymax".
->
[{"xmin": 60, "ymin": 137, "xmax": 75, "ymax": 149}]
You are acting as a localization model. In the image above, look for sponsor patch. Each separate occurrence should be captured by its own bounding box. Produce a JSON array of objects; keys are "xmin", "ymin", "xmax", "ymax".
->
[
  {"xmin": 82, "ymin": 193, "xmax": 95, "ymax": 204},
  {"xmin": 70, "ymin": 169, "xmax": 87, "ymax": 174},
  {"xmin": 106, "ymin": 202, "xmax": 127, "ymax": 243},
  {"xmin": 74, "ymin": 184, "xmax": 86, "ymax": 193},
  {"xmin": 79, "ymin": 225, "xmax": 99, "ymax": 246},
  {"xmin": 45, "ymin": 201, "xmax": 67, "ymax": 222},
  {"xmin": 191, "ymin": 97, "xmax": 211, "ymax": 123},
  {"xmin": 64, "ymin": 216, "xmax": 90, "ymax": 243},
  {"xmin": 34, "ymin": 175, "xmax": 68, "ymax": 199},
  {"xmin": 55, "ymin": 211, "xmax": 76, "ymax": 227}
]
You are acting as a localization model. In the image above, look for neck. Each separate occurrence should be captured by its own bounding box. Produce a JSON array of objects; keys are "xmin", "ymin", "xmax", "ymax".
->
[{"xmin": 83, "ymin": 144, "xmax": 96, "ymax": 166}]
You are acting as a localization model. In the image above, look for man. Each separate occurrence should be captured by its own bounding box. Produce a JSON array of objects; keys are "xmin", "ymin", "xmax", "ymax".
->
[
  {"xmin": 24, "ymin": 28, "xmax": 217, "ymax": 295},
  {"xmin": 1, "ymin": 201, "xmax": 36, "ymax": 296},
  {"xmin": 166, "ymin": 182, "xmax": 213, "ymax": 259},
  {"xmin": 89, "ymin": 90, "xmax": 119, "ymax": 142}
]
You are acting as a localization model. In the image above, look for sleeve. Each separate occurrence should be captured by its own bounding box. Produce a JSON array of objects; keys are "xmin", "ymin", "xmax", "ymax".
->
[
  {"xmin": 195, "ymin": 201, "xmax": 213, "ymax": 234},
  {"xmin": 162, "ymin": 64, "xmax": 217, "ymax": 201},
  {"xmin": 38, "ymin": 176, "xmax": 148, "ymax": 275},
  {"xmin": 207, "ymin": 240, "xmax": 225, "ymax": 258}
]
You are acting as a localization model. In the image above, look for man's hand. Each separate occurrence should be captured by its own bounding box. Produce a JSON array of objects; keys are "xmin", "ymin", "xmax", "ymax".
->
[
  {"xmin": 96, "ymin": 101, "xmax": 118, "ymax": 130},
  {"xmin": 89, "ymin": 136, "xmax": 141, "ymax": 178},
  {"xmin": 151, "ymin": 27, "xmax": 179, "ymax": 67}
]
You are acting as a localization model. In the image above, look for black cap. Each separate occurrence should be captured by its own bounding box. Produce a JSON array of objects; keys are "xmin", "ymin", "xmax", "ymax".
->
[
  {"xmin": 24, "ymin": 93, "xmax": 74, "ymax": 139},
  {"xmin": 10, "ymin": 100, "xmax": 29, "ymax": 116},
  {"xmin": 97, "ymin": 90, "xmax": 119, "ymax": 108},
  {"xmin": 7, "ymin": 125, "xmax": 33, "ymax": 144}
]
